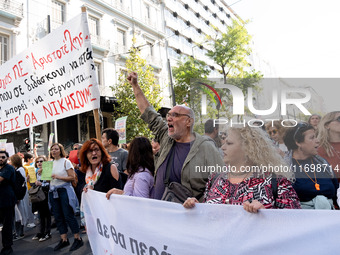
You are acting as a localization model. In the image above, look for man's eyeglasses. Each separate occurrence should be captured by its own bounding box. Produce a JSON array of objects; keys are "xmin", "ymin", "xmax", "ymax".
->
[
  {"xmin": 166, "ymin": 112, "xmax": 191, "ymax": 119},
  {"xmin": 268, "ymin": 129, "xmax": 278, "ymax": 136},
  {"xmin": 36, "ymin": 160, "xmax": 44, "ymax": 163},
  {"xmin": 0, "ymin": 156, "xmax": 6, "ymax": 159},
  {"xmin": 293, "ymin": 122, "xmax": 309, "ymax": 141}
]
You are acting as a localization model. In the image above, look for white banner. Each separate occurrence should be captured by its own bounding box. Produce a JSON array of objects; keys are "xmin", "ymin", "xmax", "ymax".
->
[
  {"xmin": 0, "ymin": 12, "xmax": 100, "ymax": 135},
  {"xmin": 83, "ymin": 190, "xmax": 340, "ymax": 255},
  {"xmin": 115, "ymin": 116, "xmax": 127, "ymax": 144}
]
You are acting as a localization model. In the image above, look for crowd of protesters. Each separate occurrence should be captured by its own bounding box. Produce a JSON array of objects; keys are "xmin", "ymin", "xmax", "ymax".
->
[{"xmin": 0, "ymin": 72, "xmax": 339, "ymax": 254}]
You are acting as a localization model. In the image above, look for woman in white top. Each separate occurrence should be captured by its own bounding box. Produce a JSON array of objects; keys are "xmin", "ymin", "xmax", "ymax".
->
[{"xmin": 49, "ymin": 143, "xmax": 83, "ymax": 252}]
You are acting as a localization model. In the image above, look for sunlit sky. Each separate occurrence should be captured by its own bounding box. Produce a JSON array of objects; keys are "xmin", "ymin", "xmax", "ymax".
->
[{"xmin": 230, "ymin": 0, "xmax": 340, "ymax": 111}]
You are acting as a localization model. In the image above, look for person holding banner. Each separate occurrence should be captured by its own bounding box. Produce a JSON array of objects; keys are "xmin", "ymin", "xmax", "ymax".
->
[
  {"xmin": 106, "ymin": 137, "xmax": 154, "ymax": 198},
  {"xmin": 184, "ymin": 126, "xmax": 301, "ymax": 213},
  {"xmin": 49, "ymin": 143, "xmax": 83, "ymax": 252},
  {"xmin": 127, "ymin": 72, "xmax": 224, "ymax": 202},
  {"xmin": 284, "ymin": 122, "xmax": 339, "ymax": 209},
  {"xmin": 79, "ymin": 139, "xmax": 122, "ymax": 231},
  {"xmin": 79, "ymin": 138, "xmax": 122, "ymax": 193}
]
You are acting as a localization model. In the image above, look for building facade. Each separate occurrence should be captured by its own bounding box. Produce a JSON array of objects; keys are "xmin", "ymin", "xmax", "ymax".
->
[{"xmin": 0, "ymin": 0, "xmax": 241, "ymax": 153}]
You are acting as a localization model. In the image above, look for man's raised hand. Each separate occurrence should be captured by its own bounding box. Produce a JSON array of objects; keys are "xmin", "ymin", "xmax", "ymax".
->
[{"xmin": 127, "ymin": 72, "xmax": 138, "ymax": 86}]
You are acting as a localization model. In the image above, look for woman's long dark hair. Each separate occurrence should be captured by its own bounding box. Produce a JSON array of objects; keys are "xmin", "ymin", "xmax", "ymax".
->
[{"xmin": 126, "ymin": 137, "xmax": 155, "ymax": 177}]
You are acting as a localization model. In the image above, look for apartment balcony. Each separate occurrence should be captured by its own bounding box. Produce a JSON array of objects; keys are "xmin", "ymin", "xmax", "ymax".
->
[
  {"xmin": 91, "ymin": 34, "xmax": 110, "ymax": 53},
  {"xmin": 102, "ymin": 0, "xmax": 130, "ymax": 15},
  {"xmin": 113, "ymin": 43, "xmax": 129, "ymax": 60},
  {"xmin": 165, "ymin": 18, "xmax": 179, "ymax": 31},
  {"xmin": 144, "ymin": 17, "xmax": 158, "ymax": 30},
  {"xmin": 51, "ymin": 20, "xmax": 63, "ymax": 31},
  {"xmin": 114, "ymin": 43, "xmax": 128, "ymax": 53},
  {"xmin": 182, "ymin": 44, "xmax": 192, "ymax": 56},
  {"xmin": 146, "ymin": 55, "xmax": 162, "ymax": 69},
  {"xmin": 0, "ymin": 0, "xmax": 23, "ymax": 25},
  {"xmin": 167, "ymin": 36, "xmax": 179, "ymax": 49}
]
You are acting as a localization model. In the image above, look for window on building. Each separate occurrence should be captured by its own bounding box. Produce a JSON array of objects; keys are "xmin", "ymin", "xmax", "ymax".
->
[
  {"xmin": 88, "ymin": 16, "xmax": 99, "ymax": 36},
  {"xmin": 144, "ymin": 38, "xmax": 154, "ymax": 58},
  {"xmin": 148, "ymin": 43, "xmax": 154, "ymax": 57},
  {"xmin": 0, "ymin": 34, "xmax": 9, "ymax": 65},
  {"xmin": 117, "ymin": 29, "xmax": 126, "ymax": 47},
  {"xmin": 145, "ymin": 4, "xmax": 151, "ymax": 19},
  {"xmin": 94, "ymin": 62, "xmax": 101, "ymax": 85},
  {"xmin": 51, "ymin": 0, "xmax": 65, "ymax": 29}
]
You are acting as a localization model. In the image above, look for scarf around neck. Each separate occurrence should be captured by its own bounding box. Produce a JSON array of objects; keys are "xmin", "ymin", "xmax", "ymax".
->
[{"xmin": 85, "ymin": 163, "xmax": 103, "ymax": 187}]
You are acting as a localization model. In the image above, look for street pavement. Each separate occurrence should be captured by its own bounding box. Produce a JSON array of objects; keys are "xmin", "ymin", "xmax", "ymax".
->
[{"xmin": 0, "ymin": 222, "xmax": 93, "ymax": 255}]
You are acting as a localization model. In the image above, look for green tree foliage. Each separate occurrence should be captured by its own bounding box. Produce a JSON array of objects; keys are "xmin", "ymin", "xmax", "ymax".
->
[
  {"xmin": 172, "ymin": 56, "xmax": 211, "ymax": 129},
  {"xmin": 207, "ymin": 19, "xmax": 255, "ymax": 82},
  {"xmin": 206, "ymin": 19, "xmax": 263, "ymax": 120},
  {"xmin": 172, "ymin": 56, "xmax": 211, "ymax": 105},
  {"xmin": 111, "ymin": 42, "xmax": 162, "ymax": 141}
]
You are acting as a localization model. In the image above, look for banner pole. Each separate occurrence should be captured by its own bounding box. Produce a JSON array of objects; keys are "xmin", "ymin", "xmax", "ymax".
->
[
  {"xmin": 81, "ymin": 6, "xmax": 101, "ymax": 140},
  {"xmin": 93, "ymin": 109, "xmax": 102, "ymax": 140}
]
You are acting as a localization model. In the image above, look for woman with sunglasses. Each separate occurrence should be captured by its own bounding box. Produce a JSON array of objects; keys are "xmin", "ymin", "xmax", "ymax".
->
[
  {"xmin": 265, "ymin": 120, "xmax": 288, "ymax": 157},
  {"xmin": 184, "ymin": 126, "xmax": 300, "ymax": 213},
  {"xmin": 284, "ymin": 122, "xmax": 338, "ymax": 209},
  {"xmin": 317, "ymin": 111, "xmax": 340, "ymax": 182},
  {"xmin": 31, "ymin": 156, "xmax": 51, "ymax": 242}
]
